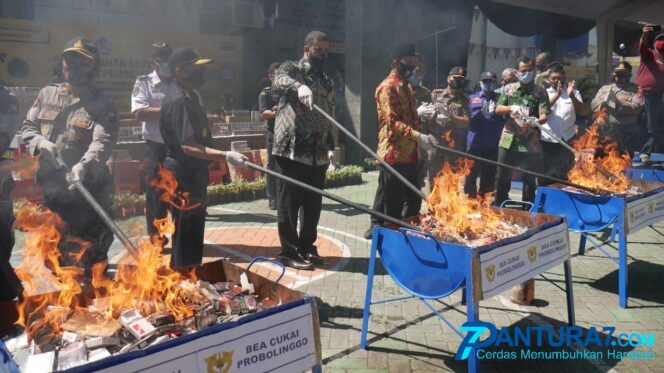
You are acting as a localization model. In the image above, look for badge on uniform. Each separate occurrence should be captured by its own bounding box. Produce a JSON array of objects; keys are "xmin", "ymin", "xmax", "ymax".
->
[
  {"xmin": 202, "ymin": 127, "xmax": 208, "ymax": 137},
  {"xmin": 499, "ymin": 132, "xmax": 514, "ymax": 149},
  {"xmin": 41, "ymin": 123, "xmax": 54, "ymax": 140}
]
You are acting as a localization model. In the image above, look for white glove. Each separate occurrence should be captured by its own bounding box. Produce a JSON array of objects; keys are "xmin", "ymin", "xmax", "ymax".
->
[
  {"xmin": 37, "ymin": 139, "xmax": 59, "ymax": 168},
  {"xmin": 435, "ymin": 113, "xmax": 449, "ymax": 125},
  {"xmin": 416, "ymin": 103, "xmax": 436, "ymax": 120},
  {"xmin": 297, "ymin": 84, "xmax": 313, "ymax": 110},
  {"xmin": 417, "ymin": 133, "xmax": 434, "ymax": 152},
  {"xmin": 67, "ymin": 163, "xmax": 86, "ymax": 190},
  {"xmin": 489, "ymin": 101, "xmax": 496, "ymax": 114},
  {"xmin": 327, "ymin": 150, "xmax": 336, "ymax": 171},
  {"xmin": 226, "ymin": 151, "xmax": 250, "ymax": 168},
  {"xmin": 510, "ymin": 105, "xmax": 528, "ymax": 116}
]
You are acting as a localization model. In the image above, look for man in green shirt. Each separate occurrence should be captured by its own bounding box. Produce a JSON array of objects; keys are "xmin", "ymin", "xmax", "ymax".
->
[{"xmin": 493, "ymin": 56, "xmax": 551, "ymax": 206}]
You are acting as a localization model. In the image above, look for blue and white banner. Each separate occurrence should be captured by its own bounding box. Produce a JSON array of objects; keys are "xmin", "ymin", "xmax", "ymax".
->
[
  {"xmin": 87, "ymin": 301, "xmax": 317, "ymax": 373},
  {"xmin": 479, "ymin": 221, "xmax": 570, "ymax": 299}
]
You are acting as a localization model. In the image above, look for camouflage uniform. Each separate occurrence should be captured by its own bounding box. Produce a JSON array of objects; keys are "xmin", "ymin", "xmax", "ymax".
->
[
  {"xmin": 21, "ymin": 83, "xmax": 118, "ymax": 274},
  {"xmin": 429, "ymin": 87, "xmax": 469, "ymax": 182},
  {"xmin": 0, "ymin": 86, "xmax": 21, "ymax": 300},
  {"xmin": 591, "ymin": 82, "xmax": 645, "ymax": 154}
]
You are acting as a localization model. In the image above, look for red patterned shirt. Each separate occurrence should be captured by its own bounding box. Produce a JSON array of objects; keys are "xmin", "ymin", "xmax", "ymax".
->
[{"xmin": 375, "ymin": 70, "xmax": 421, "ymax": 165}]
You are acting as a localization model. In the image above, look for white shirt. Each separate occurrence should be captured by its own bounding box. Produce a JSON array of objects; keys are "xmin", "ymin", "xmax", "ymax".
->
[
  {"xmin": 541, "ymin": 87, "xmax": 582, "ymax": 143},
  {"xmin": 131, "ymin": 70, "xmax": 178, "ymax": 143}
]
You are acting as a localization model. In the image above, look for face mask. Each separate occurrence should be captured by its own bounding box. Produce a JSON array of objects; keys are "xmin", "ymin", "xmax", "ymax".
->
[
  {"xmin": 408, "ymin": 74, "xmax": 422, "ymax": 85},
  {"xmin": 157, "ymin": 62, "xmax": 172, "ymax": 78},
  {"xmin": 396, "ymin": 63, "xmax": 415, "ymax": 79},
  {"xmin": 309, "ymin": 54, "xmax": 326, "ymax": 70},
  {"xmin": 518, "ymin": 70, "xmax": 534, "ymax": 85},
  {"xmin": 187, "ymin": 69, "xmax": 205, "ymax": 88},
  {"xmin": 480, "ymin": 81, "xmax": 494, "ymax": 92},
  {"xmin": 449, "ymin": 79, "xmax": 464, "ymax": 90},
  {"xmin": 615, "ymin": 74, "xmax": 629, "ymax": 84},
  {"xmin": 65, "ymin": 68, "xmax": 95, "ymax": 87}
]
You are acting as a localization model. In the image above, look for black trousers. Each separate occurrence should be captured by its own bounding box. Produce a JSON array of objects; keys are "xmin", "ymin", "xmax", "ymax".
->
[
  {"xmin": 164, "ymin": 159, "xmax": 208, "ymax": 268},
  {"xmin": 275, "ymin": 156, "xmax": 327, "ymax": 257},
  {"xmin": 266, "ymin": 132, "xmax": 277, "ymax": 203},
  {"xmin": 494, "ymin": 148, "xmax": 541, "ymax": 206},
  {"xmin": 464, "ymin": 147, "xmax": 498, "ymax": 198},
  {"xmin": 371, "ymin": 164, "xmax": 421, "ymax": 225},
  {"xmin": 144, "ymin": 140, "xmax": 169, "ymax": 244},
  {"xmin": 37, "ymin": 166, "xmax": 115, "ymax": 275},
  {"xmin": 539, "ymin": 141, "xmax": 574, "ymax": 185},
  {"xmin": 0, "ymin": 169, "xmax": 20, "ymax": 301}
]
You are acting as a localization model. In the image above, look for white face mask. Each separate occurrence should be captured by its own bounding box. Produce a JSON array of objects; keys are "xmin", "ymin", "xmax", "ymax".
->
[
  {"xmin": 518, "ymin": 70, "xmax": 534, "ymax": 84},
  {"xmin": 480, "ymin": 81, "xmax": 494, "ymax": 92}
]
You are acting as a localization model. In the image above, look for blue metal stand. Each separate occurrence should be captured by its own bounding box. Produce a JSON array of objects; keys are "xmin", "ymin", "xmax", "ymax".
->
[{"xmin": 360, "ymin": 225, "xmax": 575, "ymax": 373}]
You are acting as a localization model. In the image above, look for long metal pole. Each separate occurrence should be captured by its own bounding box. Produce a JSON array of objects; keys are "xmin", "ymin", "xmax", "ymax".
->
[
  {"xmin": 57, "ymin": 157, "xmax": 140, "ymax": 259},
  {"xmin": 313, "ymin": 104, "xmax": 427, "ymax": 200},
  {"xmin": 242, "ymin": 161, "xmax": 418, "ymax": 230},
  {"xmin": 517, "ymin": 113, "xmax": 620, "ymax": 182},
  {"xmin": 71, "ymin": 181, "xmax": 141, "ymax": 259},
  {"xmin": 430, "ymin": 142, "xmax": 613, "ymax": 196}
]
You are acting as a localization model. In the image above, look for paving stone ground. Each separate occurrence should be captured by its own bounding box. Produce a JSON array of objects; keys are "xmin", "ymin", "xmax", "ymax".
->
[{"xmin": 10, "ymin": 171, "xmax": 664, "ymax": 372}]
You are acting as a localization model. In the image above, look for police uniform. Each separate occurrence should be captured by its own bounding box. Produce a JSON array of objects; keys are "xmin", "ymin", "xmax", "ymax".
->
[
  {"xmin": 21, "ymin": 82, "xmax": 118, "ymax": 274},
  {"xmin": 429, "ymin": 87, "xmax": 469, "ymax": 183},
  {"xmin": 591, "ymin": 82, "xmax": 645, "ymax": 154},
  {"xmin": 0, "ymin": 86, "xmax": 21, "ymax": 301},
  {"xmin": 131, "ymin": 71, "xmax": 178, "ymax": 244},
  {"xmin": 464, "ymin": 90, "xmax": 506, "ymax": 197}
]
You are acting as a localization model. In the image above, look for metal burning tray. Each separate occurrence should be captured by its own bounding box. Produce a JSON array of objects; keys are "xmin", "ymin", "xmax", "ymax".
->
[
  {"xmin": 534, "ymin": 181, "xmax": 664, "ymax": 308},
  {"xmin": 361, "ymin": 209, "xmax": 573, "ymax": 373},
  {"xmin": 1, "ymin": 259, "xmax": 322, "ymax": 373}
]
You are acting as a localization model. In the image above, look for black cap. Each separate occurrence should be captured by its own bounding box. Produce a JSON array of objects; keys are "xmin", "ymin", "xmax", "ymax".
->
[
  {"xmin": 390, "ymin": 43, "xmax": 417, "ymax": 60},
  {"xmin": 62, "ymin": 36, "xmax": 99, "ymax": 61},
  {"xmin": 479, "ymin": 71, "xmax": 497, "ymax": 81},
  {"xmin": 151, "ymin": 40, "xmax": 172, "ymax": 62},
  {"xmin": 168, "ymin": 47, "xmax": 213, "ymax": 70},
  {"xmin": 449, "ymin": 66, "xmax": 466, "ymax": 77}
]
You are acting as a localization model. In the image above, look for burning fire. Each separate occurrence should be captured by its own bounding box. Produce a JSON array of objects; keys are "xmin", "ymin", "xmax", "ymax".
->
[
  {"xmin": 424, "ymin": 158, "xmax": 523, "ymax": 246},
  {"xmin": 567, "ymin": 121, "xmax": 632, "ymax": 194},
  {"xmin": 151, "ymin": 165, "xmax": 201, "ymax": 211},
  {"xmin": 14, "ymin": 166, "xmax": 206, "ymax": 348}
]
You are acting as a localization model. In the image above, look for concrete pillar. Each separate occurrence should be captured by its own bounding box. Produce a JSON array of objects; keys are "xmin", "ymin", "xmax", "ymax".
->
[
  {"xmin": 343, "ymin": 0, "xmax": 390, "ymax": 165},
  {"xmin": 596, "ymin": 18, "xmax": 616, "ymax": 86}
]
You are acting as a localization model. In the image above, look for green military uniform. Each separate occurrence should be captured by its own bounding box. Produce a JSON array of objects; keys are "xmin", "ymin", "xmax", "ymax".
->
[
  {"xmin": 21, "ymin": 83, "xmax": 118, "ymax": 273},
  {"xmin": 494, "ymin": 81, "xmax": 551, "ymax": 206},
  {"xmin": 429, "ymin": 87, "xmax": 469, "ymax": 181},
  {"xmin": 591, "ymin": 82, "xmax": 645, "ymax": 153}
]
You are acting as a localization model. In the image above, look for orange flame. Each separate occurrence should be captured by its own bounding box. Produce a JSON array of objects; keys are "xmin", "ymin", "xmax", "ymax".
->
[
  {"xmin": 151, "ymin": 165, "xmax": 202, "ymax": 211},
  {"xmin": 567, "ymin": 119, "xmax": 632, "ymax": 194},
  {"xmin": 14, "ymin": 205, "xmax": 84, "ymax": 339},
  {"xmin": 425, "ymin": 158, "xmax": 508, "ymax": 242},
  {"xmin": 15, "ymin": 192, "xmax": 204, "ymax": 345}
]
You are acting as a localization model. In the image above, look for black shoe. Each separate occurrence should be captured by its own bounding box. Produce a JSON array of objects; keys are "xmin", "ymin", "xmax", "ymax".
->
[
  {"xmin": 268, "ymin": 200, "xmax": 277, "ymax": 210},
  {"xmin": 278, "ymin": 254, "xmax": 314, "ymax": 270},
  {"xmin": 299, "ymin": 246, "xmax": 324, "ymax": 265},
  {"xmin": 364, "ymin": 226, "xmax": 374, "ymax": 240}
]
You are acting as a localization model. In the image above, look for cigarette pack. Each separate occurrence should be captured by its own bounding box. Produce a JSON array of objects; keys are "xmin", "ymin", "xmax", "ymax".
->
[
  {"xmin": 57, "ymin": 341, "xmax": 87, "ymax": 370},
  {"xmin": 126, "ymin": 318, "xmax": 155, "ymax": 340},
  {"xmin": 25, "ymin": 351, "xmax": 55, "ymax": 373},
  {"xmin": 87, "ymin": 348, "xmax": 111, "ymax": 362}
]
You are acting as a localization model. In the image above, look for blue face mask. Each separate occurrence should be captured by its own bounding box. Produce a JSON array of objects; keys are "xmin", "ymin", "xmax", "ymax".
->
[
  {"xmin": 518, "ymin": 70, "xmax": 534, "ymax": 84},
  {"xmin": 158, "ymin": 62, "xmax": 172, "ymax": 78},
  {"xmin": 480, "ymin": 81, "xmax": 494, "ymax": 92},
  {"xmin": 408, "ymin": 74, "xmax": 422, "ymax": 85}
]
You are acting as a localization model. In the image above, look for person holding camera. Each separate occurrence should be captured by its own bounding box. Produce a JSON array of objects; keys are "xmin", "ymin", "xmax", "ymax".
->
[{"xmin": 636, "ymin": 24, "xmax": 664, "ymax": 161}]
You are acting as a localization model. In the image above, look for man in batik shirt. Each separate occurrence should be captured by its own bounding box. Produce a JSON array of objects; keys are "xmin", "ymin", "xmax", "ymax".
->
[
  {"xmin": 272, "ymin": 31, "xmax": 335, "ymax": 269},
  {"xmin": 364, "ymin": 43, "xmax": 435, "ymax": 239}
]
